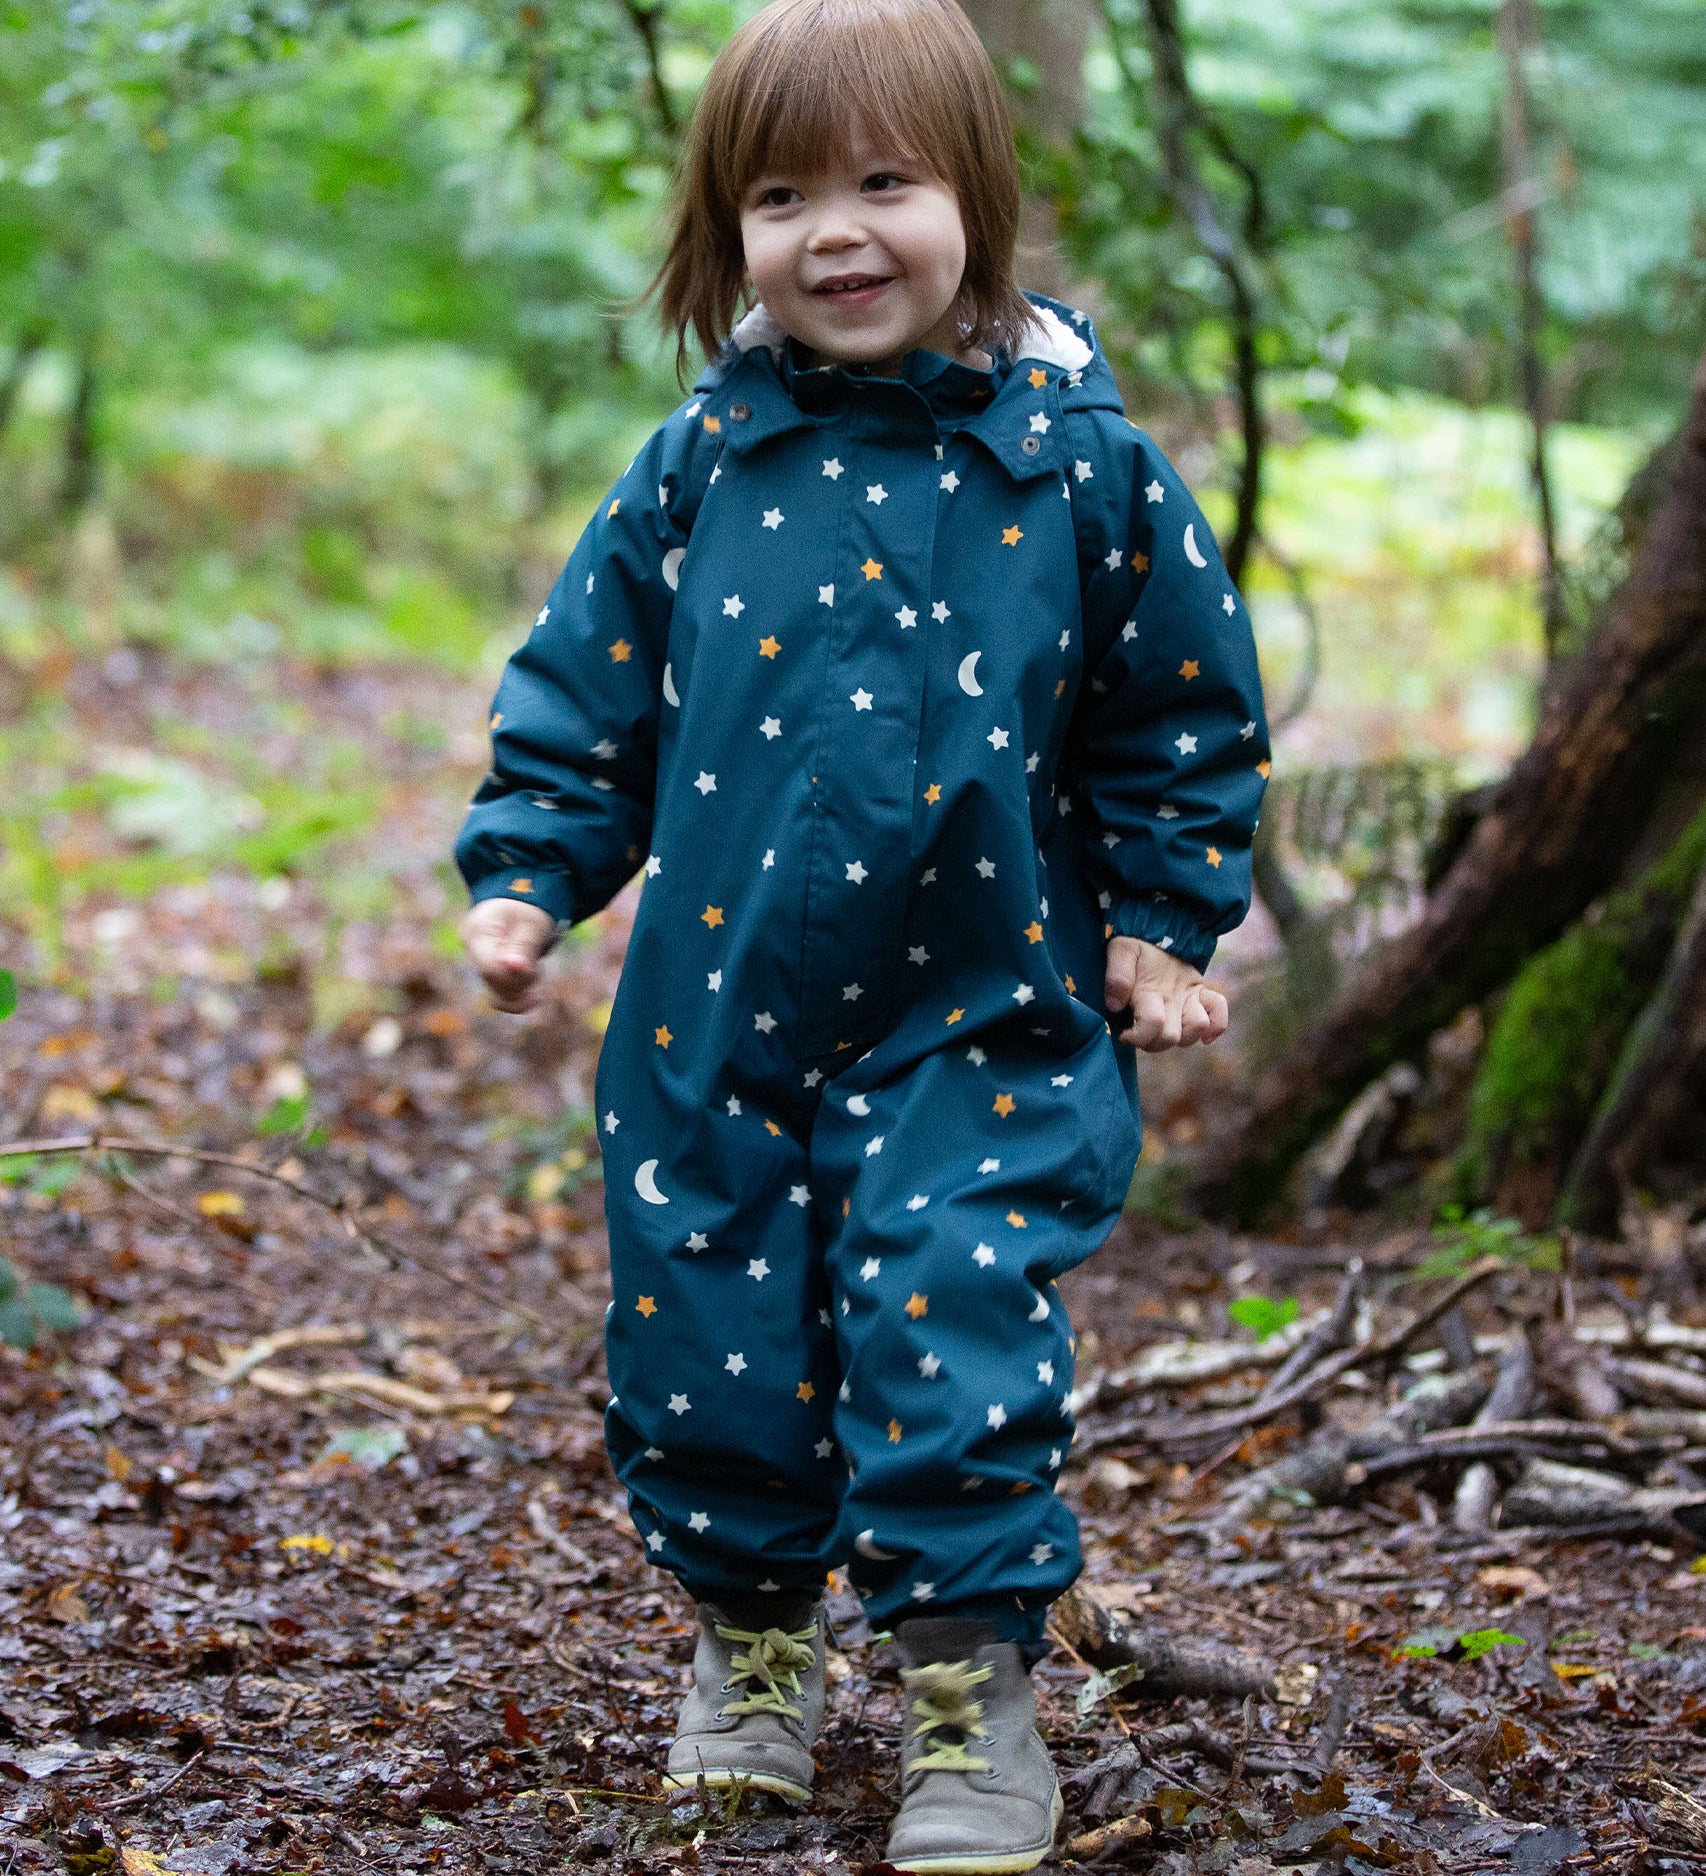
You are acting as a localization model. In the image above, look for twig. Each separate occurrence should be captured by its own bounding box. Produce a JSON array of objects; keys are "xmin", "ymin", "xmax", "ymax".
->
[
  {"xmin": 1258, "ymin": 1257, "xmax": 1364, "ymax": 1404},
  {"xmin": 1063, "ymin": 1811, "xmax": 1154, "ymax": 1859},
  {"xmin": 1308, "ymin": 1678, "xmax": 1353, "ymax": 1782},
  {"xmin": 97, "ymin": 1748, "xmax": 206, "ymax": 1814},
  {"xmin": 0, "ymin": 1130, "xmax": 551, "ymax": 1331},
  {"xmin": 527, "ymin": 1495, "xmax": 598, "ymax": 1573}
]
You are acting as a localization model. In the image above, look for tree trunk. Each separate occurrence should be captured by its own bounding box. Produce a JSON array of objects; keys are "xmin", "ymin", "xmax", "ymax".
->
[
  {"xmin": 0, "ymin": 326, "xmax": 48, "ymax": 454},
  {"xmin": 59, "ymin": 345, "xmax": 99, "ymax": 519},
  {"xmin": 1195, "ymin": 344, "xmax": 1706, "ymax": 1224}
]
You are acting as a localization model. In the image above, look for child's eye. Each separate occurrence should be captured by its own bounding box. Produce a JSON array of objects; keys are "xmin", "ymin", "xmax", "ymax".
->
[
  {"xmin": 755, "ymin": 184, "xmax": 799, "ymax": 208},
  {"xmin": 862, "ymin": 172, "xmax": 906, "ymax": 194}
]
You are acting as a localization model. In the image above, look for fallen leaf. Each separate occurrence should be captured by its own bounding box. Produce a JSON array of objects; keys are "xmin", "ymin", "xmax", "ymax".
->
[
  {"xmin": 122, "ymin": 1851, "xmax": 170, "ymax": 1875},
  {"xmin": 46, "ymin": 1582, "xmax": 90, "ymax": 1623},
  {"xmin": 279, "ymin": 1533, "xmax": 335, "ymax": 1556},
  {"xmin": 1275, "ymin": 1661, "xmax": 1320, "ymax": 1706},
  {"xmin": 41, "ymin": 1083, "xmax": 100, "ymax": 1123},
  {"xmin": 195, "ymin": 1190, "xmax": 245, "ymax": 1217},
  {"xmin": 1476, "ymin": 1564, "xmax": 1551, "ymax": 1600}
]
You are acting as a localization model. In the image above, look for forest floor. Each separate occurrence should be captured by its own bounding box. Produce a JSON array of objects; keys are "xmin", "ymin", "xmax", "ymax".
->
[{"xmin": 4, "ymin": 650, "xmax": 1706, "ymax": 1876}]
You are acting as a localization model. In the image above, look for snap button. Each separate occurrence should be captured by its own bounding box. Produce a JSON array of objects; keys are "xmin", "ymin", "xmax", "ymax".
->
[
  {"xmin": 1020, "ymin": 434, "xmax": 1041, "ymax": 455},
  {"xmin": 729, "ymin": 402, "xmax": 751, "ymax": 422}
]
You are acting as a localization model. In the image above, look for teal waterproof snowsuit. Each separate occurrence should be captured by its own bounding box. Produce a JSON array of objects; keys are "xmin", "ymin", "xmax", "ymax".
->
[{"xmin": 455, "ymin": 294, "xmax": 1269, "ymax": 1641}]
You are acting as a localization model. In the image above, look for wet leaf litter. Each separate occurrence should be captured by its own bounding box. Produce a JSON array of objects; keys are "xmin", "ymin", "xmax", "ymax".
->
[{"xmin": 3, "ymin": 656, "xmax": 1704, "ymax": 1873}]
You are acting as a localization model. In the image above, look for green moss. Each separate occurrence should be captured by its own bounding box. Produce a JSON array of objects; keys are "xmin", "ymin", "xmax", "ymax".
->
[{"xmin": 1462, "ymin": 801, "xmax": 1706, "ymax": 1199}]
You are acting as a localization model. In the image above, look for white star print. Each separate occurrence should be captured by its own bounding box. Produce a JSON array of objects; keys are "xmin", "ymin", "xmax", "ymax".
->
[
  {"xmin": 866, "ymin": 484, "xmax": 888, "ymax": 505},
  {"xmin": 961, "ymin": 1477, "xmax": 984, "ymax": 1493},
  {"xmin": 967, "ymin": 1046, "xmax": 987, "ymax": 1065},
  {"xmin": 1145, "ymin": 478, "xmax": 1165, "ymax": 503},
  {"xmin": 803, "ymin": 1069, "xmax": 823, "ymax": 1088},
  {"xmin": 1028, "ymin": 412, "xmax": 1050, "ymax": 434},
  {"xmin": 1122, "ymin": 619, "xmax": 1138, "ymax": 642},
  {"xmin": 895, "ymin": 606, "xmax": 917, "ymax": 628},
  {"xmin": 725, "ymin": 1352, "xmax": 747, "ymax": 1374},
  {"xmin": 819, "ymin": 584, "xmax": 834, "ymax": 606},
  {"xmin": 760, "ymin": 716, "xmax": 781, "ymax": 739},
  {"xmin": 1158, "ymin": 804, "xmax": 1180, "ymax": 819},
  {"xmin": 1105, "ymin": 548, "xmax": 1123, "ymax": 570},
  {"xmin": 603, "ymin": 1111, "xmax": 619, "ymax": 1133},
  {"xmin": 647, "ymin": 1530, "xmax": 665, "ymax": 1551},
  {"xmin": 1025, "ymin": 752, "xmax": 1040, "ymax": 773},
  {"xmin": 669, "ymin": 1394, "xmax": 690, "ymax": 1415},
  {"xmin": 987, "ymin": 1403, "xmax": 1008, "ymax": 1430},
  {"xmin": 536, "ymin": 604, "xmax": 551, "ymax": 626},
  {"xmin": 1050, "ymin": 1074, "xmax": 1073, "ymax": 1088},
  {"xmin": 846, "ymin": 860, "xmax": 868, "ymax": 883},
  {"xmin": 689, "ymin": 1511, "xmax": 710, "ymax": 1533},
  {"xmin": 762, "ymin": 848, "xmax": 775, "ymax": 868},
  {"xmin": 687, "ymin": 1231, "xmax": 708, "ymax": 1250},
  {"xmin": 908, "ymin": 945, "xmax": 929, "ymax": 965},
  {"xmin": 931, "ymin": 600, "xmax": 951, "ymax": 622},
  {"xmin": 976, "ymin": 857, "xmax": 996, "ymax": 879},
  {"xmin": 727, "ymin": 1096, "xmax": 742, "ymax": 1116},
  {"xmin": 905, "ymin": 1194, "xmax": 929, "ymax": 1211},
  {"xmin": 920, "ymin": 867, "xmax": 937, "ymax": 885},
  {"xmin": 842, "ymin": 982, "xmax": 863, "ymax": 1001},
  {"xmin": 815, "ymin": 1438, "xmax": 835, "ymax": 1459},
  {"xmin": 1175, "ymin": 732, "xmax": 1198, "ymax": 755},
  {"xmin": 860, "ymin": 1256, "xmax": 881, "ymax": 1280},
  {"xmin": 1048, "ymin": 1448, "xmax": 1063, "ymax": 1470},
  {"xmin": 1223, "ymin": 592, "xmax": 1237, "ymax": 615},
  {"xmin": 1029, "ymin": 1542, "xmax": 1053, "ymax": 1566},
  {"xmin": 685, "ymin": 402, "xmax": 701, "ymax": 418},
  {"xmin": 1030, "ymin": 1295, "xmax": 1050, "ymax": 1322},
  {"xmin": 823, "ymin": 457, "xmax": 843, "ymax": 479},
  {"xmin": 840, "ymin": 1376, "xmax": 852, "ymax": 1395},
  {"xmin": 747, "ymin": 1258, "xmax": 770, "ymax": 1281},
  {"xmin": 722, "ymin": 594, "xmax": 745, "ymax": 617},
  {"xmin": 592, "ymin": 738, "xmax": 617, "ymax": 759},
  {"xmin": 987, "ymin": 727, "xmax": 1010, "ymax": 750},
  {"xmin": 708, "ymin": 970, "xmax": 722, "ymax": 992},
  {"xmin": 695, "ymin": 771, "xmax": 717, "ymax": 794},
  {"xmin": 1159, "ymin": 936, "xmax": 1175, "ymax": 949},
  {"xmin": 940, "ymin": 470, "xmax": 959, "ymax": 493},
  {"xmin": 709, "ymin": 463, "xmax": 720, "ymax": 484},
  {"xmin": 645, "ymin": 1446, "xmax": 664, "ymax": 1461},
  {"xmin": 974, "ymin": 1244, "xmax": 996, "ymax": 1267},
  {"xmin": 646, "ymin": 854, "xmax": 662, "ymax": 876},
  {"xmin": 978, "ymin": 1157, "xmax": 999, "ymax": 1174},
  {"xmin": 1013, "ymin": 983, "xmax": 1035, "ymax": 1005},
  {"xmin": 1102, "ymin": 830, "xmax": 1121, "ymax": 848},
  {"xmin": 865, "ymin": 1135, "xmax": 884, "ymax": 1157},
  {"xmin": 754, "ymin": 1011, "xmax": 776, "ymax": 1033},
  {"xmin": 911, "ymin": 1582, "xmax": 936, "ymax": 1602},
  {"xmin": 850, "ymin": 688, "xmax": 873, "ymax": 711},
  {"xmin": 1073, "ymin": 459, "xmax": 1093, "ymax": 482},
  {"xmin": 918, "ymin": 1352, "xmax": 942, "ymax": 1378},
  {"xmin": 1037, "ymin": 1360, "xmax": 1055, "ymax": 1384},
  {"xmin": 762, "ymin": 508, "xmax": 784, "ymax": 530},
  {"xmin": 1240, "ymin": 719, "xmax": 1257, "ymax": 739},
  {"xmin": 789, "ymin": 1184, "xmax": 810, "ymax": 1206},
  {"xmin": 1058, "ymin": 629, "xmax": 1071, "ymax": 651}
]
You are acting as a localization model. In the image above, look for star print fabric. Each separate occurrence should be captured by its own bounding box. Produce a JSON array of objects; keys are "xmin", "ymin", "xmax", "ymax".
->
[{"xmin": 455, "ymin": 292, "xmax": 1268, "ymax": 1636}]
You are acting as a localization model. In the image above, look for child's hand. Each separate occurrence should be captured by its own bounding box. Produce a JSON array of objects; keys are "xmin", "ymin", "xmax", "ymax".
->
[
  {"xmin": 461, "ymin": 898, "xmax": 558, "ymax": 1013},
  {"xmin": 1104, "ymin": 936, "xmax": 1229, "ymax": 1051}
]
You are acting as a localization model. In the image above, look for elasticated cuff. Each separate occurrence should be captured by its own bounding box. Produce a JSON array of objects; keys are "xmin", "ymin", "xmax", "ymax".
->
[
  {"xmin": 1105, "ymin": 894, "xmax": 1217, "ymax": 972},
  {"xmin": 467, "ymin": 868, "xmax": 577, "ymax": 928}
]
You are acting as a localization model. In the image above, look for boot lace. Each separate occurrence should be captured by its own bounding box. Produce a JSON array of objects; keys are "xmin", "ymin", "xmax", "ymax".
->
[
  {"xmin": 902, "ymin": 1659, "xmax": 993, "ymax": 1773},
  {"xmin": 714, "ymin": 1620, "xmax": 819, "ymax": 1720}
]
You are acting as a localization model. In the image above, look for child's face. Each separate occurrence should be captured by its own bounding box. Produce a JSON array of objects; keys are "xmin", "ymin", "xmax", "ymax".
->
[{"xmin": 739, "ymin": 129, "xmax": 971, "ymax": 375}]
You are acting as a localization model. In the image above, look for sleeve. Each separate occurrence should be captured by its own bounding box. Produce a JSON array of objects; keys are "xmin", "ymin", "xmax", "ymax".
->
[
  {"xmin": 454, "ymin": 406, "xmax": 719, "ymax": 931},
  {"xmin": 1063, "ymin": 414, "xmax": 1271, "ymax": 971}
]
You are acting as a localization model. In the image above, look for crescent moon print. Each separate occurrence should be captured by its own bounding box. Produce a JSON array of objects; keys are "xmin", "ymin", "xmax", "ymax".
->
[
  {"xmin": 1182, "ymin": 523, "xmax": 1209, "ymax": 569},
  {"xmin": 957, "ymin": 651, "xmax": 984, "ymax": 697},
  {"xmin": 661, "ymin": 547, "xmax": 685, "ymax": 591},
  {"xmin": 846, "ymin": 1093, "xmax": 871, "ymax": 1117},
  {"xmin": 661, "ymin": 662, "xmax": 680, "ymax": 707},
  {"xmin": 855, "ymin": 1528, "xmax": 899, "ymax": 1561},
  {"xmin": 634, "ymin": 1159, "xmax": 670, "ymax": 1205}
]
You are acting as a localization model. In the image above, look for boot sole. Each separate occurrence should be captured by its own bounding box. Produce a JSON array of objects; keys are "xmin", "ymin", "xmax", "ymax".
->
[
  {"xmin": 883, "ymin": 1788, "xmax": 1063, "ymax": 1874},
  {"xmin": 661, "ymin": 1767, "xmax": 813, "ymax": 1804}
]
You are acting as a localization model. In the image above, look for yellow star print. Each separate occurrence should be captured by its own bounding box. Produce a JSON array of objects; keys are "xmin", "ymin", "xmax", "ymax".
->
[
  {"xmin": 758, "ymin": 635, "xmax": 781, "ymax": 658},
  {"xmin": 511, "ymin": 878, "xmax": 534, "ymax": 894},
  {"xmin": 1133, "ymin": 552, "xmax": 1150, "ymax": 572},
  {"xmin": 703, "ymin": 414, "xmax": 721, "ymax": 433},
  {"xmin": 654, "ymin": 1024, "xmax": 673, "ymax": 1048},
  {"xmin": 490, "ymin": 711, "xmax": 503, "ymax": 729},
  {"xmin": 701, "ymin": 905, "xmax": 724, "ymax": 928},
  {"xmin": 887, "ymin": 1418, "xmax": 903, "ymax": 1443},
  {"xmin": 1001, "ymin": 525, "xmax": 1023, "ymax": 546},
  {"xmin": 609, "ymin": 638, "xmax": 633, "ymax": 663},
  {"xmin": 1027, "ymin": 367, "xmax": 1048, "ymax": 389},
  {"xmin": 924, "ymin": 783, "xmax": 942, "ymax": 804},
  {"xmin": 1180, "ymin": 659, "xmax": 1200, "ymax": 680},
  {"xmin": 797, "ymin": 1381, "xmax": 816, "ymax": 1402},
  {"xmin": 1206, "ymin": 847, "xmax": 1223, "ymax": 868},
  {"xmin": 1064, "ymin": 974, "xmax": 1077, "ymax": 993},
  {"xmin": 945, "ymin": 1007, "xmax": 965, "ymax": 1025},
  {"xmin": 993, "ymin": 1092, "xmax": 1016, "ymax": 1117},
  {"xmin": 1257, "ymin": 758, "xmax": 1272, "ymax": 777},
  {"xmin": 636, "ymin": 1295, "xmax": 657, "ymax": 1317},
  {"xmin": 764, "ymin": 1119, "xmax": 782, "ymax": 1136},
  {"xmin": 1006, "ymin": 1209, "xmax": 1027, "ymax": 1228},
  {"xmin": 905, "ymin": 1292, "xmax": 929, "ymax": 1320},
  {"xmin": 1024, "ymin": 921, "xmax": 1044, "ymax": 943},
  {"xmin": 861, "ymin": 557, "xmax": 883, "ymax": 581},
  {"xmin": 607, "ymin": 498, "xmax": 621, "ymax": 517}
]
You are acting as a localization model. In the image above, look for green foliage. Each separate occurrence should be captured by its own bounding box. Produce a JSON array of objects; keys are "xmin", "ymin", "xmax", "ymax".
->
[
  {"xmin": 0, "ymin": 1151, "xmax": 83, "ymax": 1198},
  {"xmin": 0, "ymin": 967, "xmax": 14, "ymax": 1018},
  {"xmin": 1227, "ymin": 1292, "xmax": 1301, "ymax": 1341},
  {"xmin": 1416, "ymin": 1202, "xmax": 1560, "ymax": 1280},
  {"xmin": 318, "ymin": 1425, "xmax": 408, "ymax": 1470},
  {"xmin": 0, "ymin": 1254, "xmax": 85, "ymax": 1350},
  {"xmin": 1395, "ymin": 1624, "xmax": 1525, "ymax": 1662}
]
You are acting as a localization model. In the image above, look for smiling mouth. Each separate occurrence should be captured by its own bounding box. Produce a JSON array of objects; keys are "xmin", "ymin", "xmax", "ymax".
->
[{"xmin": 812, "ymin": 275, "xmax": 893, "ymax": 295}]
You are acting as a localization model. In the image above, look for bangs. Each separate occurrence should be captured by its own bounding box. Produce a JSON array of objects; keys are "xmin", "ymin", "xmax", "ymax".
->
[{"xmin": 722, "ymin": 0, "xmax": 972, "ymax": 198}]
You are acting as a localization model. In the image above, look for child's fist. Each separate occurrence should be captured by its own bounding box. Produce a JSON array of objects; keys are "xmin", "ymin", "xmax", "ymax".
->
[
  {"xmin": 461, "ymin": 898, "xmax": 557, "ymax": 1013},
  {"xmin": 1104, "ymin": 936, "xmax": 1229, "ymax": 1051}
]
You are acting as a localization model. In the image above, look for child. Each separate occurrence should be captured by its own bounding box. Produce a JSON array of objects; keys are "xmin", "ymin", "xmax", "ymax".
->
[{"xmin": 457, "ymin": 0, "xmax": 1268, "ymax": 1864}]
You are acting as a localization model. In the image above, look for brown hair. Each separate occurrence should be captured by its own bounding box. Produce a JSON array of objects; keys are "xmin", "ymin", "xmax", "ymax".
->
[{"xmin": 654, "ymin": 0, "xmax": 1032, "ymax": 377}]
